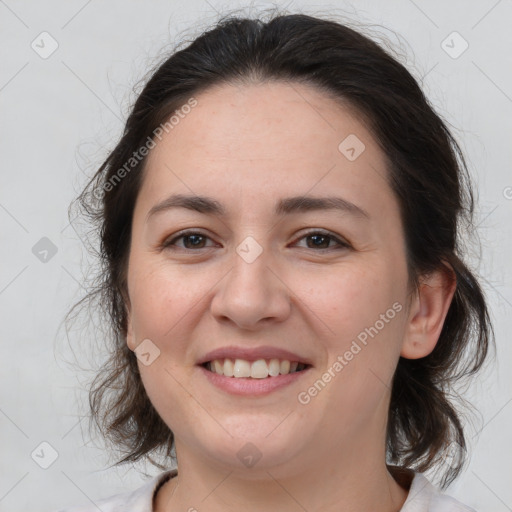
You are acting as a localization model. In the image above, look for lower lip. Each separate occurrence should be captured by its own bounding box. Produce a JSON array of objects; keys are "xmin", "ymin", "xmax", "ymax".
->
[{"xmin": 198, "ymin": 365, "xmax": 312, "ymax": 396}]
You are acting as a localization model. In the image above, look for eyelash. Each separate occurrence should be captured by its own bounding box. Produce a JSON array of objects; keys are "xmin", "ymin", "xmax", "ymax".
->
[{"xmin": 161, "ymin": 229, "xmax": 351, "ymax": 252}]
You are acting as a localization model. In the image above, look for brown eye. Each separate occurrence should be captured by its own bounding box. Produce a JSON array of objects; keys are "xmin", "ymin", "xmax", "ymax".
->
[
  {"xmin": 294, "ymin": 230, "xmax": 351, "ymax": 251},
  {"xmin": 162, "ymin": 229, "xmax": 351, "ymax": 252},
  {"xmin": 163, "ymin": 231, "xmax": 215, "ymax": 250}
]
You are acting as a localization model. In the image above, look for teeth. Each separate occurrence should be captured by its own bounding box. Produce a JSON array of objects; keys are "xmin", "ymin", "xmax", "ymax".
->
[
  {"xmin": 207, "ymin": 358, "xmax": 307, "ymax": 378},
  {"xmin": 268, "ymin": 359, "xmax": 280, "ymax": 376},
  {"xmin": 234, "ymin": 359, "xmax": 251, "ymax": 377},
  {"xmin": 250, "ymin": 359, "xmax": 268, "ymax": 378},
  {"xmin": 223, "ymin": 358, "xmax": 234, "ymax": 377}
]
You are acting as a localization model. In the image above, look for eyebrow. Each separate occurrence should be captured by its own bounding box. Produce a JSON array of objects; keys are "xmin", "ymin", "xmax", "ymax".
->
[{"xmin": 146, "ymin": 193, "xmax": 370, "ymax": 221}]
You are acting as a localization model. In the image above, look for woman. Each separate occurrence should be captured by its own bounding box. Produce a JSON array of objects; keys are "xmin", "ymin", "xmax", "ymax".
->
[{"xmin": 58, "ymin": 10, "xmax": 492, "ymax": 512}]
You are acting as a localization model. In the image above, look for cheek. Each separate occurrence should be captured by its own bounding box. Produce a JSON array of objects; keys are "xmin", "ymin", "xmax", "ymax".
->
[
  {"xmin": 127, "ymin": 257, "xmax": 198, "ymax": 338},
  {"xmin": 300, "ymin": 262, "xmax": 407, "ymax": 388},
  {"xmin": 300, "ymin": 264, "xmax": 401, "ymax": 339}
]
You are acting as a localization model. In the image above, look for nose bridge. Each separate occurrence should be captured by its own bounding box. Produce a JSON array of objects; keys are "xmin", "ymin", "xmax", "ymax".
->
[{"xmin": 210, "ymin": 233, "xmax": 290, "ymax": 328}]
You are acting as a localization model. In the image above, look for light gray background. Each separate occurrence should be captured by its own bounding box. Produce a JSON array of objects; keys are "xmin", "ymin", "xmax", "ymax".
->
[{"xmin": 1, "ymin": 1, "xmax": 511, "ymax": 511}]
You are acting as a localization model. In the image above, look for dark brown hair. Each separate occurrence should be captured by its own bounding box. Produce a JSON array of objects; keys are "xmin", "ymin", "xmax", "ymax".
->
[{"xmin": 67, "ymin": 9, "xmax": 494, "ymax": 488}]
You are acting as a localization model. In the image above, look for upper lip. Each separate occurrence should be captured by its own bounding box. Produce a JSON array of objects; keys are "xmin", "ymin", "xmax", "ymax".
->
[{"xmin": 197, "ymin": 345, "xmax": 313, "ymax": 366}]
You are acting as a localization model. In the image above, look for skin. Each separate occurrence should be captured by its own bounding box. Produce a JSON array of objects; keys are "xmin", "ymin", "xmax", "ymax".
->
[{"xmin": 125, "ymin": 81, "xmax": 456, "ymax": 512}]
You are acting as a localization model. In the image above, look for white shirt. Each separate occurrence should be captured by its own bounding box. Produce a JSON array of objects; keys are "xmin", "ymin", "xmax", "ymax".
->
[{"xmin": 55, "ymin": 469, "xmax": 477, "ymax": 512}]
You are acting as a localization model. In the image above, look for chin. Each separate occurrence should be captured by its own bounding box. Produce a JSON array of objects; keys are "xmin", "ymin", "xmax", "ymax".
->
[{"xmin": 183, "ymin": 422, "xmax": 310, "ymax": 475}]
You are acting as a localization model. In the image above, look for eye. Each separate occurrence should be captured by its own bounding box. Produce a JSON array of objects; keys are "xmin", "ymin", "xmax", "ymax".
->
[
  {"xmin": 161, "ymin": 229, "xmax": 351, "ymax": 252},
  {"xmin": 162, "ymin": 230, "xmax": 216, "ymax": 251},
  {"xmin": 292, "ymin": 230, "xmax": 351, "ymax": 251}
]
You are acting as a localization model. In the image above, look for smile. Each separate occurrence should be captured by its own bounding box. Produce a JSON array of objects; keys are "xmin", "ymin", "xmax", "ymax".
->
[
  {"xmin": 203, "ymin": 358, "xmax": 310, "ymax": 378},
  {"xmin": 199, "ymin": 358, "xmax": 312, "ymax": 396}
]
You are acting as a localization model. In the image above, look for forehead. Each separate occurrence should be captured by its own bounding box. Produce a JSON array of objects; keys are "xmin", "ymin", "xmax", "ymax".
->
[
  {"xmin": 149, "ymin": 81, "xmax": 375, "ymax": 161},
  {"xmin": 138, "ymin": 81, "xmax": 393, "ymax": 220}
]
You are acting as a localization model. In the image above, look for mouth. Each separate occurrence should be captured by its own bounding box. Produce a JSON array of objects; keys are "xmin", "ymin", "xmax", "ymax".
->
[{"xmin": 200, "ymin": 358, "xmax": 312, "ymax": 379}]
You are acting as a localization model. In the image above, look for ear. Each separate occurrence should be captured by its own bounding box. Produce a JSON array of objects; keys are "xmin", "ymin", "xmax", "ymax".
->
[
  {"xmin": 120, "ymin": 276, "xmax": 137, "ymax": 351},
  {"xmin": 124, "ymin": 291, "xmax": 137, "ymax": 351},
  {"xmin": 126, "ymin": 308, "xmax": 136, "ymax": 351},
  {"xmin": 401, "ymin": 263, "xmax": 457, "ymax": 359}
]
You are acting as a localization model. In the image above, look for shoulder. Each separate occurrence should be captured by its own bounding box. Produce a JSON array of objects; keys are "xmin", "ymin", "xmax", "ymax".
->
[
  {"xmin": 400, "ymin": 472, "xmax": 477, "ymax": 512},
  {"xmin": 53, "ymin": 469, "xmax": 177, "ymax": 512}
]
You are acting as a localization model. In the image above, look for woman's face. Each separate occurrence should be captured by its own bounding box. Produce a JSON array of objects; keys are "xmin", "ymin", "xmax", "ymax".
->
[{"xmin": 126, "ymin": 81, "xmax": 413, "ymax": 476}]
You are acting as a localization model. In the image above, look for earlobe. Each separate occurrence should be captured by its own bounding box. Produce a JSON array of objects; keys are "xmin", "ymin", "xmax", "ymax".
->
[{"xmin": 401, "ymin": 264, "xmax": 457, "ymax": 359}]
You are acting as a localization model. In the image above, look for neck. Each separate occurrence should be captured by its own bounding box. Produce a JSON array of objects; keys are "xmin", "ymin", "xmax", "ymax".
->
[{"xmin": 155, "ymin": 438, "xmax": 410, "ymax": 512}]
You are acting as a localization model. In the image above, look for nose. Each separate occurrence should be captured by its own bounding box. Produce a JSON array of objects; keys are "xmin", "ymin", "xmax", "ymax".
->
[{"xmin": 210, "ymin": 245, "xmax": 291, "ymax": 330}]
